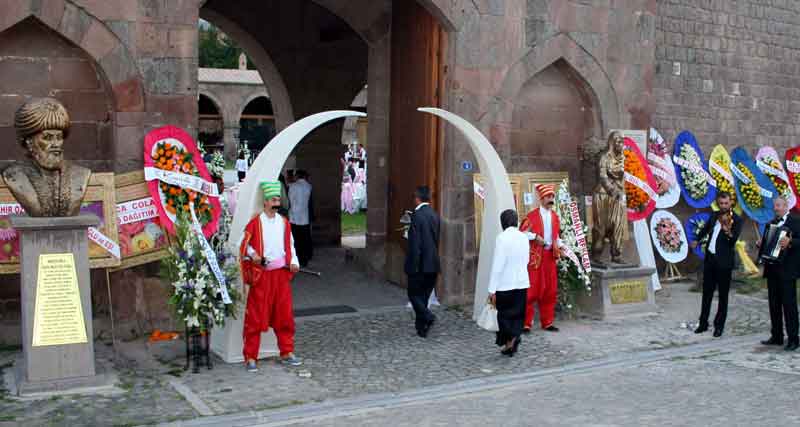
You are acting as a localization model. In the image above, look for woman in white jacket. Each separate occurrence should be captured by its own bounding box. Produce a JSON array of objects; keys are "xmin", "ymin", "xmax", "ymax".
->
[{"xmin": 489, "ymin": 209, "xmax": 531, "ymax": 356}]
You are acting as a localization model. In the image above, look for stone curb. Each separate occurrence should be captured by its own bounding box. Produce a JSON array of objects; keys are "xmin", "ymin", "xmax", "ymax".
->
[{"xmin": 158, "ymin": 333, "xmax": 762, "ymax": 427}]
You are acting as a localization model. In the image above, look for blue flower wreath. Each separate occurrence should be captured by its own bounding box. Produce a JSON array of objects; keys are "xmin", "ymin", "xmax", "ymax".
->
[
  {"xmin": 673, "ymin": 130, "xmax": 717, "ymax": 208},
  {"xmin": 731, "ymin": 147, "xmax": 776, "ymax": 225}
]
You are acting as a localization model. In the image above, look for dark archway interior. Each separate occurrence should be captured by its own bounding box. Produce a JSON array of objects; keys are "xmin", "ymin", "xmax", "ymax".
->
[
  {"xmin": 240, "ymin": 96, "xmax": 276, "ymax": 153},
  {"xmin": 202, "ymin": 0, "xmax": 368, "ymax": 246}
]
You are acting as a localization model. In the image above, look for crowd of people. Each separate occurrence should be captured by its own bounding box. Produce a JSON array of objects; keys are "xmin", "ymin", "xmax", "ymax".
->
[{"xmin": 341, "ymin": 144, "xmax": 367, "ymax": 214}]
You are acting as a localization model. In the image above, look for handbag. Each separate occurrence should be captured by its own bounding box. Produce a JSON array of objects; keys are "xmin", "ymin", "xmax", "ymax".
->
[{"xmin": 477, "ymin": 300, "xmax": 499, "ymax": 332}]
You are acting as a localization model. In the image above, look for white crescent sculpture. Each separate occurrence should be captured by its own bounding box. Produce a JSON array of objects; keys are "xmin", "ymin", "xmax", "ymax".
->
[
  {"xmin": 213, "ymin": 110, "xmax": 366, "ymax": 363},
  {"xmin": 418, "ymin": 108, "xmax": 515, "ymax": 319},
  {"xmin": 228, "ymin": 110, "xmax": 367, "ymax": 250}
]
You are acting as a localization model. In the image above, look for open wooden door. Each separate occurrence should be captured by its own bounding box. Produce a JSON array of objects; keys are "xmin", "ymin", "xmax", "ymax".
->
[{"xmin": 388, "ymin": 0, "xmax": 445, "ymax": 243}]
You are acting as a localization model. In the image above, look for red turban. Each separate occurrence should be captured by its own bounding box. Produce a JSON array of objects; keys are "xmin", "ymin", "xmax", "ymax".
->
[{"xmin": 535, "ymin": 184, "xmax": 555, "ymax": 199}]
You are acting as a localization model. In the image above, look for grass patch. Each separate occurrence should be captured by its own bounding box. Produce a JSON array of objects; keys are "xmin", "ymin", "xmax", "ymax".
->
[
  {"xmin": 341, "ymin": 212, "xmax": 366, "ymax": 236},
  {"xmin": 733, "ymin": 276, "xmax": 765, "ymax": 295}
]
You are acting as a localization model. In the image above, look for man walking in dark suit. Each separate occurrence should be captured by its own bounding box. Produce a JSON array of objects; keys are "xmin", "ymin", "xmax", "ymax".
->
[
  {"xmin": 758, "ymin": 196, "xmax": 800, "ymax": 351},
  {"xmin": 690, "ymin": 192, "xmax": 743, "ymax": 337},
  {"xmin": 405, "ymin": 186, "xmax": 441, "ymax": 338}
]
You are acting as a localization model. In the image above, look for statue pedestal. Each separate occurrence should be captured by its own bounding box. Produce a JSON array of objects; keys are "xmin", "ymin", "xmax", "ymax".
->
[
  {"xmin": 10, "ymin": 215, "xmax": 111, "ymax": 395},
  {"xmin": 577, "ymin": 265, "xmax": 657, "ymax": 319},
  {"xmin": 210, "ymin": 279, "xmax": 278, "ymax": 363}
]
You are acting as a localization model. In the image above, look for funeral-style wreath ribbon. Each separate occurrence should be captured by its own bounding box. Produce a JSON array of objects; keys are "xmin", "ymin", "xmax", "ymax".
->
[
  {"xmin": 189, "ymin": 202, "xmax": 232, "ymax": 304},
  {"xmin": 143, "ymin": 125, "xmax": 222, "ymax": 238}
]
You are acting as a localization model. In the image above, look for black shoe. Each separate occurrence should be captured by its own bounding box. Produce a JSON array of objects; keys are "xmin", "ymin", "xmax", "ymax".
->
[
  {"xmin": 785, "ymin": 342, "xmax": 799, "ymax": 352},
  {"xmin": 761, "ymin": 337, "xmax": 784, "ymax": 346},
  {"xmin": 511, "ymin": 336, "xmax": 521, "ymax": 355},
  {"xmin": 713, "ymin": 329, "xmax": 723, "ymax": 338},
  {"xmin": 544, "ymin": 325, "xmax": 559, "ymax": 332},
  {"xmin": 500, "ymin": 339, "xmax": 516, "ymax": 357},
  {"xmin": 694, "ymin": 325, "xmax": 708, "ymax": 334},
  {"xmin": 417, "ymin": 327, "xmax": 428, "ymax": 338},
  {"xmin": 522, "ymin": 327, "xmax": 531, "ymax": 334}
]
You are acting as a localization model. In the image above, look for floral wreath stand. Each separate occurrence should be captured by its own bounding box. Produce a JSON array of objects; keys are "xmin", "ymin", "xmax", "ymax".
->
[
  {"xmin": 661, "ymin": 262, "xmax": 686, "ymax": 283},
  {"xmin": 184, "ymin": 318, "xmax": 213, "ymax": 373}
]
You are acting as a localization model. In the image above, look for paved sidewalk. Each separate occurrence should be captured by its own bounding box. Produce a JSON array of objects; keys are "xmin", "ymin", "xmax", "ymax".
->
[
  {"xmin": 233, "ymin": 337, "xmax": 800, "ymax": 427},
  {"xmin": 0, "ymin": 280, "xmax": 775, "ymax": 426}
]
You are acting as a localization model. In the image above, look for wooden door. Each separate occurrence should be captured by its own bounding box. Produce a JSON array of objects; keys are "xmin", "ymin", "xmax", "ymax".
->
[{"xmin": 388, "ymin": 0, "xmax": 444, "ymax": 242}]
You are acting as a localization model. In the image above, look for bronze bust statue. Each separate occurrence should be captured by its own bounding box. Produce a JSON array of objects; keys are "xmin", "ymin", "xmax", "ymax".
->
[
  {"xmin": 1, "ymin": 98, "xmax": 91, "ymax": 217},
  {"xmin": 591, "ymin": 131, "xmax": 629, "ymax": 265}
]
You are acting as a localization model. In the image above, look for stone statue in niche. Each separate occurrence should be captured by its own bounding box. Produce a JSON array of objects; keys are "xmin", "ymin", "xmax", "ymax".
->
[
  {"xmin": 591, "ymin": 130, "xmax": 629, "ymax": 265},
  {"xmin": 1, "ymin": 98, "xmax": 91, "ymax": 216}
]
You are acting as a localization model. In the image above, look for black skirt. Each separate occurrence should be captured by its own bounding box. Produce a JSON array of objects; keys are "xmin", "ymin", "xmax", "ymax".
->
[
  {"xmin": 495, "ymin": 288, "xmax": 527, "ymax": 346},
  {"xmin": 237, "ymin": 171, "xmax": 246, "ymax": 181}
]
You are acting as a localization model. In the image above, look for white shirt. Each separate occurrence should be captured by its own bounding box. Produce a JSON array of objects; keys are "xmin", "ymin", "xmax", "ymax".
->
[
  {"xmin": 708, "ymin": 221, "xmax": 722, "ymax": 254},
  {"xmin": 246, "ymin": 212, "xmax": 299, "ymax": 267},
  {"xmin": 488, "ymin": 227, "xmax": 531, "ymax": 294},
  {"xmin": 288, "ymin": 178, "xmax": 312, "ymax": 225},
  {"xmin": 540, "ymin": 207, "xmax": 554, "ymax": 247},
  {"xmin": 525, "ymin": 208, "xmax": 563, "ymax": 248},
  {"xmin": 777, "ymin": 213, "xmax": 789, "ymax": 227},
  {"xmin": 235, "ymin": 159, "xmax": 248, "ymax": 172}
]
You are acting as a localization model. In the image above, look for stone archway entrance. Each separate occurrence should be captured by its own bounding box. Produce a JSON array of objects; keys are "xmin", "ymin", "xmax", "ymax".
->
[{"xmin": 197, "ymin": 0, "xmax": 455, "ymax": 313}]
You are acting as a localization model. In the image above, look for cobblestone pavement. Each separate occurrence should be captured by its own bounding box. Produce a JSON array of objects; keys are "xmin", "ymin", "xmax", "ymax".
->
[
  {"xmin": 291, "ymin": 248, "xmax": 407, "ymax": 311},
  {"xmin": 267, "ymin": 344, "xmax": 800, "ymax": 427},
  {"xmin": 0, "ymin": 280, "xmax": 777, "ymax": 426},
  {"xmin": 0, "ymin": 342, "xmax": 196, "ymax": 426}
]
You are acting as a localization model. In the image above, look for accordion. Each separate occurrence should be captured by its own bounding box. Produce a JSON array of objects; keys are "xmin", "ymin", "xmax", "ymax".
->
[{"xmin": 758, "ymin": 223, "xmax": 791, "ymax": 263}]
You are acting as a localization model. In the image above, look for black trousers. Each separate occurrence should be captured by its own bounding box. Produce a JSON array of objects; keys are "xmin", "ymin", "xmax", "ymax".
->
[
  {"xmin": 237, "ymin": 171, "xmax": 246, "ymax": 182},
  {"xmin": 767, "ymin": 273, "xmax": 799, "ymax": 343},
  {"xmin": 495, "ymin": 288, "xmax": 527, "ymax": 347},
  {"xmin": 699, "ymin": 256, "xmax": 732, "ymax": 331},
  {"xmin": 292, "ymin": 224, "xmax": 313, "ymax": 267},
  {"xmin": 408, "ymin": 273, "xmax": 437, "ymax": 332}
]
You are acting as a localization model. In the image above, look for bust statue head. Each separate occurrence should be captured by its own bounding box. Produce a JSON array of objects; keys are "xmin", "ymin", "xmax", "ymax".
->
[
  {"xmin": 1, "ymin": 97, "xmax": 91, "ymax": 217},
  {"xmin": 15, "ymin": 98, "xmax": 71, "ymax": 171}
]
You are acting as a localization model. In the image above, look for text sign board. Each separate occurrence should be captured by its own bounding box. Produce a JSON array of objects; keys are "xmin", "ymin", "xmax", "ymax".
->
[{"xmin": 32, "ymin": 253, "xmax": 88, "ymax": 347}]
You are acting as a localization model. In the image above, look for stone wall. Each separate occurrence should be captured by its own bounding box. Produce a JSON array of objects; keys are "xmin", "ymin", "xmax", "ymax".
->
[
  {"xmin": 0, "ymin": 18, "xmax": 114, "ymax": 172},
  {"xmin": 653, "ymin": 0, "xmax": 800, "ymax": 154},
  {"xmin": 0, "ymin": 0, "xmax": 200, "ymax": 344},
  {"xmin": 652, "ymin": 0, "xmax": 800, "ymax": 270},
  {"xmin": 439, "ymin": 0, "xmax": 656, "ymax": 304}
]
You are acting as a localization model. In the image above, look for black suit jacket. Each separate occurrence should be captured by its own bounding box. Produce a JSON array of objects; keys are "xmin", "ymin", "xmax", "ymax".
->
[
  {"xmin": 761, "ymin": 214, "xmax": 800, "ymax": 280},
  {"xmin": 404, "ymin": 204, "xmax": 441, "ymax": 275},
  {"xmin": 696, "ymin": 210, "xmax": 743, "ymax": 270}
]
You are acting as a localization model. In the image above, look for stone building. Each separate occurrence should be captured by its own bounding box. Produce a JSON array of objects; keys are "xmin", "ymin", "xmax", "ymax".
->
[{"xmin": 1, "ymin": 0, "xmax": 799, "ymax": 341}]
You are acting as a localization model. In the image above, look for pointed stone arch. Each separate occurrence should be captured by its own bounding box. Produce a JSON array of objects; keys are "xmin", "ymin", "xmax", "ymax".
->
[
  {"xmin": 0, "ymin": 0, "xmax": 145, "ymax": 112},
  {"xmin": 200, "ymin": 8, "xmax": 294, "ymax": 132},
  {"xmin": 491, "ymin": 33, "xmax": 621, "ymax": 134}
]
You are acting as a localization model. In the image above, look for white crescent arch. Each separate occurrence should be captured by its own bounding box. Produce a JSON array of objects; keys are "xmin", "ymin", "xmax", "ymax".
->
[
  {"xmin": 229, "ymin": 110, "xmax": 367, "ymax": 250},
  {"xmin": 418, "ymin": 108, "xmax": 515, "ymax": 319}
]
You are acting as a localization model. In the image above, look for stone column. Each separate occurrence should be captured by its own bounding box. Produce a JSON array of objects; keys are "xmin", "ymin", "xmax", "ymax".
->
[
  {"xmin": 11, "ymin": 214, "xmax": 110, "ymax": 395},
  {"xmin": 223, "ymin": 122, "xmax": 240, "ymax": 162},
  {"xmin": 364, "ymin": 35, "xmax": 391, "ymax": 274}
]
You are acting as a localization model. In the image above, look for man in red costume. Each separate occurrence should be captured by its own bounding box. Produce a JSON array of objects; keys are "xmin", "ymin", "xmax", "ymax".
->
[
  {"xmin": 520, "ymin": 184, "xmax": 561, "ymax": 332},
  {"xmin": 239, "ymin": 181, "xmax": 301, "ymax": 372}
]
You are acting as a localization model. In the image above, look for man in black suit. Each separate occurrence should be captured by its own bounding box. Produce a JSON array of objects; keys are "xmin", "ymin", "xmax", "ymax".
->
[
  {"xmin": 758, "ymin": 195, "xmax": 800, "ymax": 351},
  {"xmin": 405, "ymin": 186, "xmax": 441, "ymax": 338},
  {"xmin": 690, "ymin": 191, "xmax": 743, "ymax": 337}
]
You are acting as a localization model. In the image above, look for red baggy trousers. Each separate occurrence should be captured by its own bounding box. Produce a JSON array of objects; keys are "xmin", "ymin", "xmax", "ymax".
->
[
  {"xmin": 243, "ymin": 268, "xmax": 295, "ymax": 360},
  {"xmin": 525, "ymin": 249, "xmax": 558, "ymax": 329}
]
